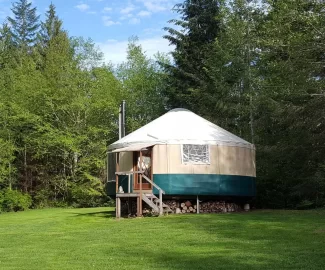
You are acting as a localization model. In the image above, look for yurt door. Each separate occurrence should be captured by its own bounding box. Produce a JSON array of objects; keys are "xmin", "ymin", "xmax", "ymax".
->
[{"xmin": 133, "ymin": 149, "xmax": 152, "ymax": 190}]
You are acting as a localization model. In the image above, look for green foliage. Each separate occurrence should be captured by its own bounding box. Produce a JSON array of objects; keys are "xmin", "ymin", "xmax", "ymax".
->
[
  {"xmin": 69, "ymin": 184, "xmax": 104, "ymax": 208},
  {"xmin": 32, "ymin": 189, "xmax": 52, "ymax": 209},
  {"xmin": 0, "ymin": 1, "xmax": 124, "ymax": 210},
  {"xmin": 0, "ymin": 192, "xmax": 3, "ymax": 213},
  {"xmin": 1, "ymin": 189, "xmax": 32, "ymax": 212},
  {"xmin": 163, "ymin": 0, "xmax": 224, "ymax": 112},
  {"xmin": 254, "ymin": 0, "xmax": 325, "ymax": 208},
  {"xmin": 116, "ymin": 37, "xmax": 168, "ymax": 131},
  {"xmin": 7, "ymin": 0, "xmax": 40, "ymax": 49},
  {"xmin": 0, "ymin": 1, "xmax": 168, "ymax": 210},
  {"xmin": 39, "ymin": 4, "xmax": 63, "ymax": 45},
  {"xmin": 1, "ymin": 0, "xmax": 323, "ymax": 211},
  {"xmin": 0, "ymin": 138, "xmax": 16, "ymax": 188},
  {"xmin": 296, "ymin": 200, "xmax": 315, "ymax": 210},
  {"xmin": 163, "ymin": 0, "xmax": 325, "ymax": 209},
  {"xmin": 71, "ymin": 37, "xmax": 104, "ymax": 69}
]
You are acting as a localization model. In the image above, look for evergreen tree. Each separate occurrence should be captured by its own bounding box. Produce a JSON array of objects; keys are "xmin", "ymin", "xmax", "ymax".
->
[
  {"xmin": 0, "ymin": 23, "xmax": 16, "ymax": 68},
  {"xmin": 39, "ymin": 4, "xmax": 63, "ymax": 47},
  {"xmin": 254, "ymin": 0, "xmax": 325, "ymax": 208},
  {"xmin": 0, "ymin": 23, "xmax": 14, "ymax": 54},
  {"xmin": 7, "ymin": 0, "xmax": 40, "ymax": 49},
  {"xmin": 163, "ymin": 0, "xmax": 224, "ymax": 111},
  {"xmin": 203, "ymin": 0, "xmax": 262, "ymax": 139}
]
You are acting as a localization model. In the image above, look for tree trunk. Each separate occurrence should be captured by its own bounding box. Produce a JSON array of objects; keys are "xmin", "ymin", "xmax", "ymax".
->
[{"xmin": 24, "ymin": 144, "xmax": 28, "ymax": 192}]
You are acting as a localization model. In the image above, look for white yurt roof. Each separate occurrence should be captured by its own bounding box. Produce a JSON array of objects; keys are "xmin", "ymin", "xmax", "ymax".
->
[{"xmin": 109, "ymin": 108, "xmax": 254, "ymax": 151}]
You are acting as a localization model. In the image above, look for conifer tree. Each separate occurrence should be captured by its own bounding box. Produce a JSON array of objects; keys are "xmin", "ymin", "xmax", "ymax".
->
[
  {"xmin": 0, "ymin": 23, "xmax": 16, "ymax": 67},
  {"xmin": 40, "ymin": 4, "xmax": 63, "ymax": 47},
  {"xmin": 7, "ymin": 0, "xmax": 40, "ymax": 49},
  {"xmin": 163, "ymin": 0, "xmax": 224, "ymax": 111}
]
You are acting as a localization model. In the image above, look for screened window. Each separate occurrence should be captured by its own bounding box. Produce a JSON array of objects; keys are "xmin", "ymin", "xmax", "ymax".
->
[{"xmin": 182, "ymin": 144, "xmax": 210, "ymax": 164}]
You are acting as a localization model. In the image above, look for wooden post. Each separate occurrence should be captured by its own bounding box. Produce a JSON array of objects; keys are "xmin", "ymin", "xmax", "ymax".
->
[
  {"xmin": 118, "ymin": 197, "xmax": 121, "ymax": 218},
  {"xmin": 137, "ymin": 197, "xmax": 140, "ymax": 217},
  {"xmin": 115, "ymin": 153, "xmax": 119, "ymax": 193},
  {"xmin": 127, "ymin": 173, "xmax": 131, "ymax": 214},
  {"xmin": 116, "ymin": 197, "xmax": 121, "ymax": 219},
  {"xmin": 159, "ymin": 189, "xmax": 163, "ymax": 216},
  {"xmin": 139, "ymin": 151, "xmax": 143, "ymax": 217},
  {"xmin": 197, "ymin": 195, "xmax": 200, "ymax": 214},
  {"xmin": 116, "ymin": 196, "xmax": 118, "ymax": 218},
  {"xmin": 115, "ymin": 153, "xmax": 120, "ymax": 219}
]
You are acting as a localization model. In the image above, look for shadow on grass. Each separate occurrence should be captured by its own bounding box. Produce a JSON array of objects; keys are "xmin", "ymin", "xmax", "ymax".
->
[
  {"xmin": 116, "ymin": 242, "xmax": 276, "ymax": 270},
  {"xmin": 73, "ymin": 210, "xmax": 115, "ymax": 219}
]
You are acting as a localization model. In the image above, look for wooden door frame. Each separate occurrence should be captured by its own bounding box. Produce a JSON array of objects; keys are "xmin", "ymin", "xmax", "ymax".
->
[{"xmin": 133, "ymin": 148, "xmax": 153, "ymax": 190}]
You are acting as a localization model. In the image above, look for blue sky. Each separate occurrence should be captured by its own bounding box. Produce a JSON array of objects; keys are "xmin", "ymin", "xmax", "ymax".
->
[{"xmin": 0, "ymin": 0, "xmax": 179, "ymax": 64}]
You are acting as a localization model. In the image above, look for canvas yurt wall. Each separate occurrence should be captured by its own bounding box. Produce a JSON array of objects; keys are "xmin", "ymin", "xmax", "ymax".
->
[{"xmin": 152, "ymin": 144, "xmax": 255, "ymax": 196}]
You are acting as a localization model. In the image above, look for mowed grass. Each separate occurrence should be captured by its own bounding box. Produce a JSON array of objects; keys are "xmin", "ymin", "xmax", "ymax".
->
[{"xmin": 0, "ymin": 208, "xmax": 325, "ymax": 270}]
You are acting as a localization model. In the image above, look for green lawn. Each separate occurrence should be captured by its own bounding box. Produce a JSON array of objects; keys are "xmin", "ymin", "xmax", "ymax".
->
[{"xmin": 0, "ymin": 208, "xmax": 324, "ymax": 270}]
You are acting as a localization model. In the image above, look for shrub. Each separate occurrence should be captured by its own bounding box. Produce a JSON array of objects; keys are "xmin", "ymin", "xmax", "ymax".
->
[
  {"xmin": 33, "ymin": 189, "xmax": 51, "ymax": 209},
  {"xmin": 296, "ymin": 199, "xmax": 314, "ymax": 210},
  {"xmin": 70, "ymin": 186, "xmax": 104, "ymax": 208},
  {"xmin": 1, "ymin": 189, "xmax": 32, "ymax": 212},
  {"xmin": 0, "ymin": 192, "xmax": 3, "ymax": 213},
  {"xmin": 104, "ymin": 196, "xmax": 115, "ymax": 207}
]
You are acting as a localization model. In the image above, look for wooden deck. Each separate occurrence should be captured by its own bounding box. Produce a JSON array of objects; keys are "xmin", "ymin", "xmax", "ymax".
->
[
  {"xmin": 115, "ymin": 157, "xmax": 165, "ymax": 218},
  {"xmin": 116, "ymin": 193, "xmax": 140, "ymax": 198}
]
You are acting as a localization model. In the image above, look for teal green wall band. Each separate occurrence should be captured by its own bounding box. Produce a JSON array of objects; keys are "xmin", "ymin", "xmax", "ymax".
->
[
  {"xmin": 152, "ymin": 174, "xmax": 256, "ymax": 196},
  {"xmin": 107, "ymin": 174, "xmax": 256, "ymax": 197}
]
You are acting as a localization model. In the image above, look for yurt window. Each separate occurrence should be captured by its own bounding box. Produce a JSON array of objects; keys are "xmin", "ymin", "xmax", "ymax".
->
[{"xmin": 182, "ymin": 144, "xmax": 210, "ymax": 164}]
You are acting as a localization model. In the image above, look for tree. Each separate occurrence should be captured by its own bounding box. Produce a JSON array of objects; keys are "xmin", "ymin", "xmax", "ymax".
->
[
  {"xmin": 163, "ymin": 0, "xmax": 224, "ymax": 112},
  {"xmin": 39, "ymin": 4, "xmax": 63, "ymax": 47},
  {"xmin": 0, "ymin": 23, "xmax": 15, "ymax": 59},
  {"xmin": 116, "ymin": 37, "xmax": 168, "ymax": 132},
  {"xmin": 71, "ymin": 37, "xmax": 104, "ymax": 70},
  {"xmin": 163, "ymin": 0, "xmax": 325, "ymax": 209},
  {"xmin": 199, "ymin": 0, "xmax": 262, "ymax": 140},
  {"xmin": 7, "ymin": 0, "xmax": 40, "ymax": 49},
  {"xmin": 0, "ymin": 104, "xmax": 16, "ymax": 190},
  {"xmin": 0, "ymin": 0, "xmax": 121, "ymax": 209},
  {"xmin": 253, "ymin": 0, "xmax": 325, "ymax": 208}
]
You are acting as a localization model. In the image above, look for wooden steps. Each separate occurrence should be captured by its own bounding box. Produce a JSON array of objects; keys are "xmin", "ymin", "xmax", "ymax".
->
[
  {"xmin": 116, "ymin": 192, "xmax": 172, "ymax": 215},
  {"xmin": 142, "ymin": 194, "xmax": 159, "ymax": 213},
  {"xmin": 148, "ymin": 194, "xmax": 173, "ymax": 213},
  {"xmin": 115, "ymin": 173, "xmax": 166, "ymax": 218}
]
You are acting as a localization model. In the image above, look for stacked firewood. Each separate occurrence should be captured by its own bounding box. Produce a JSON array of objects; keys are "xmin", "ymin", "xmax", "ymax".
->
[
  {"xmin": 179, "ymin": 201, "xmax": 197, "ymax": 213},
  {"xmin": 199, "ymin": 201, "xmax": 240, "ymax": 213},
  {"xmin": 163, "ymin": 200, "xmax": 179, "ymax": 212},
  {"xmin": 120, "ymin": 199, "xmax": 241, "ymax": 216},
  {"xmin": 163, "ymin": 200, "xmax": 241, "ymax": 214}
]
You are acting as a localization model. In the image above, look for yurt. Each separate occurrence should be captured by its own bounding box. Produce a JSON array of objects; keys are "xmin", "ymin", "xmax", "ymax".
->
[{"xmin": 107, "ymin": 108, "xmax": 256, "ymax": 216}]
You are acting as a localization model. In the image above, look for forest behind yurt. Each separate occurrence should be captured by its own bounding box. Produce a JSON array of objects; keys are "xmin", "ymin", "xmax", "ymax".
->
[
  {"xmin": 1, "ymin": 0, "xmax": 325, "ymax": 269},
  {"xmin": 0, "ymin": 0, "xmax": 324, "ymax": 212}
]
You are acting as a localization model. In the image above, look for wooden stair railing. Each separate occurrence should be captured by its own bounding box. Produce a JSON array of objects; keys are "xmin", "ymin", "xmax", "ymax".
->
[{"xmin": 141, "ymin": 174, "xmax": 165, "ymax": 216}]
